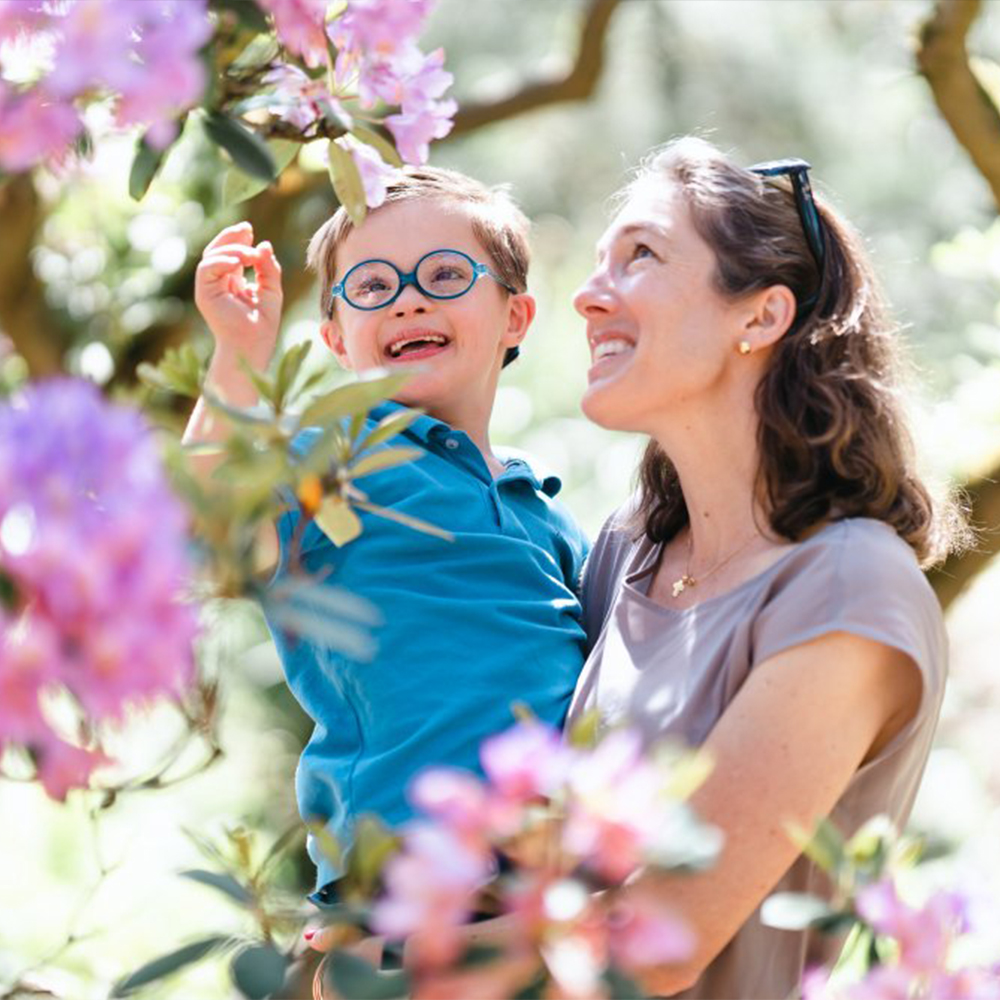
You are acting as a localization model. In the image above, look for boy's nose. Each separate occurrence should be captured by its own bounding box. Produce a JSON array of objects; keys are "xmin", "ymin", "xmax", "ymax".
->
[
  {"xmin": 392, "ymin": 282, "xmax": 432, "ymax": 316},
  {"xmin": 573, "ymin": 271, "xmax": 616, "ymax": 318}
]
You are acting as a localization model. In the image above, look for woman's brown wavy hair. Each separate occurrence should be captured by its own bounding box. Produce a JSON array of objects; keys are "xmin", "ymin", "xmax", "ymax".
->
[{"xmin": 627, "ymin": 138, "xmax": 966, "ymax": 568}]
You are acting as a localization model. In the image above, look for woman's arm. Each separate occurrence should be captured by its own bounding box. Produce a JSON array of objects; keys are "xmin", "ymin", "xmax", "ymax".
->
[{"xmin": 630, "ymin": 629, "xmax": 922, "ymax": 996}]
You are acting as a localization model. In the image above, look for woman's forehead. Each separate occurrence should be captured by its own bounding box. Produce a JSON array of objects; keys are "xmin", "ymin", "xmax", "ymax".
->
[{"xmin": 598, "ymin": 182, "xmax": 689, "ymax": 254}]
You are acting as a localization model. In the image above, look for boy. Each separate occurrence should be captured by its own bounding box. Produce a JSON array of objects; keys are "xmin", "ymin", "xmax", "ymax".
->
[{"xmin": 183, "ymin": 167, "xmax": 588, "ymax": 902}]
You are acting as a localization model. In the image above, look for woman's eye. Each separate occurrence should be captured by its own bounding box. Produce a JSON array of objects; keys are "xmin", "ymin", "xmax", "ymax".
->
[{"xmin": 630, "ymin": 242, "xmax": 656, "ymax": 262}]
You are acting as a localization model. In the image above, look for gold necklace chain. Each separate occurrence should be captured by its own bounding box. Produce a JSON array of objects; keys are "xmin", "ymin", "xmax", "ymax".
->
[{"xmin": 671, "ymin": 529, "xmax": 762, "ymax": 599}]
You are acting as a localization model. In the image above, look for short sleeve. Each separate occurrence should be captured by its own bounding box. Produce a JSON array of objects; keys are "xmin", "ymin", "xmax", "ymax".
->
[{"xmin": 752, "ymin": 519, "xmax": 947, "ymax": 757}]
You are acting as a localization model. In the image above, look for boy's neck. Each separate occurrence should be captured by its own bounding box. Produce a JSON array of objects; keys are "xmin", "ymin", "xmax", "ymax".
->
[{"xmin": 413, "ymin": 398, "xmax": 504, "ymax": 478}]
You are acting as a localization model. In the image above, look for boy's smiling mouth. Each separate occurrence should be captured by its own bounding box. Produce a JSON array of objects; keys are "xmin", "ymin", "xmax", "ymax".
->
[{"xmin": 384, "ymin": 329, "xmax": 453, "ymax": 361}]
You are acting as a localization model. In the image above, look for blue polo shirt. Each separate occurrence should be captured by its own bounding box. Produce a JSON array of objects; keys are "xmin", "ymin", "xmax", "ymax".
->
[{"xmin": 264, "ymin": 401, "xmax": 588, "ymax": 892}]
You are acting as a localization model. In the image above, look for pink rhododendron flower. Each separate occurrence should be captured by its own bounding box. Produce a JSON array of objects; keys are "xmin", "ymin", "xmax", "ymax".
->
[
  {"xmin": 330, "ymin": 0, "xmax": 433, "ymax": 58},
  {"xmin": 562, "ymin": 729, "xmax": 676, "ymax": 881},
  {"xmin": 384, "ymin": 99, "xmax": 456, "ymax": 165},
  {"xmin": 35, "ymin": 738, "xmax": 109, "ymax": 802},
  {"xmin": 257, "ymin": 0, "xmax": 329, "ymax": 68},
  {"xmin": 607, "ymin": 896, "xmax": 695, "ymax": 969},
  {"xmin": 0, "ymin": 84, "xmax": 81, "ymax": 172},
  {"xmin": 858, "ymin": 880, "xmax": 969, "ymax": 972},
  {"xmin": 338, "ymin": 135, "xmax": 398, "ymax": 208},
  {"xmin": 480, "ymin": 721, "xmax": 575, "ymax": 804},
  {"xmin": 0, "ymin": 379, "xmax": 199, "ymax": 797},
  {"xmin": 262, "ymin": 63, "xmax": 344, "ymax": 132},
  {"xmin": 0, "ymin": 0, "xmax": 210, "ymax": 170},
  {"xmin": 372, "ymin": 822, "xmax": 492, "ymax": 967}
]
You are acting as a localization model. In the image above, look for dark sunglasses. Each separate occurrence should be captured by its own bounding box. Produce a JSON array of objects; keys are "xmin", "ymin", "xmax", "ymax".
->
[{"xmin": 748, "ymin": 158, "xmax": 826, "ymax": 287}]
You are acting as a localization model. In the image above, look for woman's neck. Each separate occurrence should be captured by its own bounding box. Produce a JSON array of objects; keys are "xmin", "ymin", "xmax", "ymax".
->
[{"xmin": 649, "ymin": 391, "xmax": 771, "ymax": 566}]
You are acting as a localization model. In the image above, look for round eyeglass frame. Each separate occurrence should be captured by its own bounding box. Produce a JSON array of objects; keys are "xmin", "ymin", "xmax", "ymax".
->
[{"xmin": 328, "ymin": 248, "xmax": 517, "ymax": 314}]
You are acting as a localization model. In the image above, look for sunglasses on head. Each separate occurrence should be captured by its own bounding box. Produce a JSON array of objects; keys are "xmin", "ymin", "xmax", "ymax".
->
[{"xmin": 748, "ymin": 159, "xmax": 826, "ymax": 305}]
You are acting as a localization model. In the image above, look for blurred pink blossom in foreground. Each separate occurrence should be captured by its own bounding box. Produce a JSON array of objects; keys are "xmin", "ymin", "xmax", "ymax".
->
[
  {"xmin": 0, "ymin": 379, "xmax": 199, "ymax": 799},
  {"xmin": 0, "ymin": 0, "xmax": 211, "ymax": 171}
]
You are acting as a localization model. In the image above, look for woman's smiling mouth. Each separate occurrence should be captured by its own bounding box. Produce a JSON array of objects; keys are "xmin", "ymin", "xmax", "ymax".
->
[{"xmin": 588, "ymin": 332, "xmax": 636, "ymax": 380}]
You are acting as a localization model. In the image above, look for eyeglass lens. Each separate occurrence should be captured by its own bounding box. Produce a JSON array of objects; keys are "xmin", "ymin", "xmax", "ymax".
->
[{"xmin": 343, "ymin": 251, "xmax": 476, "ymax": 308}]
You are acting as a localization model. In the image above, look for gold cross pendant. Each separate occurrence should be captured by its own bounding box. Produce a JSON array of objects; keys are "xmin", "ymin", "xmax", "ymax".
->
[{"xmin": 672, "ymin": 575, "xmax": 695, "ymax": 598}]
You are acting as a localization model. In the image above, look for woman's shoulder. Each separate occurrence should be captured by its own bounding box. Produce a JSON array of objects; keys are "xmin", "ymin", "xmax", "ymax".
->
[
  {"xmin": 755, "ymin": 516, "xmax": 946, "ymax": 680},
  {"xmin": 779, "ymin": 517, "xmax": 932, "ymax": 595}
]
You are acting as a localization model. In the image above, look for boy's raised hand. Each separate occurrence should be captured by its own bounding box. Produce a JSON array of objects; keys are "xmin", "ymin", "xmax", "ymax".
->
[{"xmin": 195, "ymin": 221, "xmax": 283, "ymax": 371}]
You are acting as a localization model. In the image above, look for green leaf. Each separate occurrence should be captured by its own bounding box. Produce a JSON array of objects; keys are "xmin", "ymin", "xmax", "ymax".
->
[
  {"xmin": 204, "ymin": 110, "xmax": 277, "ymax": 182},
  {"xmin": 327, "ymin": 139, "xmax": 367, "ymax": 226},
  {"xmin": 345, "ymin": 815, "xmax": 401, "ymax": 892},
  {"xmin": 566, "ymin": 706, "xmax": 601, "ymax": 748},
  {"xmin": 230, "ymin": 32, "xmax": 280, "ymax": 72},
  {"xmin": 274, "ymin": 340, "xmax": 312, "ymax": 411},
  {"xmin": 314, "ymin": 496, "xmax": 363, "ymax": 547},
  {"xmin": 112, "ymin": 936, "xmax": 228, "ymax": 996},
  {"xmin": 231, "ymin": 944, "xmax": 288, "ymax": 1000},
  {"xmin": 129, "ymin": 136, "xmax": 167, "ymax": 201},
  {"xmin": 349, "ymin": 446, "xmax": 423, "ymax": 480},
  {"xmin": 179, "ymin": 869, "xmax": 253, "ymax": 906},
  {"xmin": 210, "ymin": 0, "xmax": 271, "ymax": 32},
  {"xmin": 786, "ymin": 817, "xmax": 845, "ymax": 876},
  {"xmin": 137, "ymin": 343, "xmax": 204, "ymax": 398},
  {"xmin": 299, "ymin": 373, "xmax": 411, "ymax": 427},
  {"xmin": 602, "ymin": 965, "xmax": 648, "ymax": 1000},
  {"xmin": 223, "ymin": 138, "xmax": 300, "ymax": 205},
  {"xmin": 353, "ymin": 500, "xmax": 453, "ymax": 541},
  {"xmin": 349, "ymin": 123, "xmax": 403, "ymax": 169},
  {"xmin": 324, "ymin": 950, "xmax": 410, "ymax": 1000},
  {"xmin": 760, "ymin": 892, "xmax": 835, "ymax": 931},
  {"xmin": 459, "ymin": 943, "xmax": 506, "ymax": 968},
  {"xmin": 360, "ymin": 407, "xmax": 423, "ymax": 451}
]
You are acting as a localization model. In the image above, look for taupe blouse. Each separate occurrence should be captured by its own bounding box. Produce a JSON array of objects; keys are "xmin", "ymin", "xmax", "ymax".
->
[{"xmin": 567, "ymin": 513, "xmax": 947, "ymax": 1000}]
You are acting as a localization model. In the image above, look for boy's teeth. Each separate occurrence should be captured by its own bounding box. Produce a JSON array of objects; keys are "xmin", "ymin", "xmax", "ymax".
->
[
  {"xmin": 388, "ymin": 334, "xmax": 447, "ymax": 357},
  {"xmin": 593, "ymin": 338, "xmax": 633, "ymax": 361}
]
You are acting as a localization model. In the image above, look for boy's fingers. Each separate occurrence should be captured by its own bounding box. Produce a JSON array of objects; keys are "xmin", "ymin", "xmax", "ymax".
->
[
  {"xmin": 254, "ymin": 241, "xmax": 283, "ymax": 292},
  {"xmin": 202, "ymin": 244, "xmax": 262, "ymax": 263},
  {"xmin": 196, "ymin": 255, "xmax": 247, "ymax": 284},
  {"xmin": 204, "ymin": 222, "xmax": 253, "ymax": 252}
]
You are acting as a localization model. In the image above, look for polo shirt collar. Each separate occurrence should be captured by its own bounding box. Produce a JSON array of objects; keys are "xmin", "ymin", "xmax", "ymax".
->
[
  {"xmin": 370, "ymin": 400, "xmax": 563, "ymax": 498},
  {"xmin": 370, "ymin": 399, "xmax": 451, "ymax": 446}
]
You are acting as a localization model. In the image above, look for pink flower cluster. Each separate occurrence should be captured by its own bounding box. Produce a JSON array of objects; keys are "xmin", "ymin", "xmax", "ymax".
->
[
  {"xmin": 0, "ymin": 380, "xmax": 199, "ymax": 800},
  {"xmin": 369, "ymin": 721, "xmax": 697, "ymax": 995},
  {"xmin": 0, "ymin": 0, "xmax": 211, "ymax": 172},
  {"xmin": 803, "ymin": 879, "xmax": 1000, "ymax": 1000},
  {"xmin": 258, "ymin": 0, "xmax": 455, "ymax": 206}
]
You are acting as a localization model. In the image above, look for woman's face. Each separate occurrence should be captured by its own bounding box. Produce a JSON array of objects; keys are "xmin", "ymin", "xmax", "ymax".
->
[{"xmin": 574, "ymin": 180, "xmax": 745, "ymax": 434}]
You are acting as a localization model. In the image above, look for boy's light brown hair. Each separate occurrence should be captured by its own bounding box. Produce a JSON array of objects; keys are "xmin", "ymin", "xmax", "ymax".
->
[{"xmin": 306, "ymin": 165, "xmax": 531, "ymax": 366}]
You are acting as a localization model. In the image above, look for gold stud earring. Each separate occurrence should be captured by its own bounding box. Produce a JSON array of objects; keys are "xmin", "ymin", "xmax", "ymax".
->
[{"xmin": 738, "ymin": 340, "xmax": 752, "ymax": 355}]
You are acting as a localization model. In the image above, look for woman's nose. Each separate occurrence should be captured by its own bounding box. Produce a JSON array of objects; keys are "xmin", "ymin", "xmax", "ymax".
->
[{"xmin": 573, "ymin": 270, "xmax": 615, "ymax": 317}]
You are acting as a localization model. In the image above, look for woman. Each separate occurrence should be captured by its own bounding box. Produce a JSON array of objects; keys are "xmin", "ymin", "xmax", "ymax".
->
[{"xmin": 567, "ymin": 136, "xmax": 965, "ymax": 998}]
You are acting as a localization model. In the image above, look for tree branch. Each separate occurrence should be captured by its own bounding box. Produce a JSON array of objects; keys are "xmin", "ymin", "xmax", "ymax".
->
[
  {"xmin": 916, "ymin": 0, "xmax": 1000, "ymax": 208},
  {"xmin": 927, "ymin": 461, "xmax": 1000, "ymax": 611},
  {"xmin": 0, "ymin": 177, "xmax": 69, "ymax": 376},
  {"xmin": 448, "ymin": 0, "xmax": 623, "ymax": 138}
]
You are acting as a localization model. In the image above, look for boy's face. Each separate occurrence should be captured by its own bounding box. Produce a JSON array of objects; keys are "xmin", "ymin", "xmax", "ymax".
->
[{"xmin": 320, "ymin": 198, "xmax": 534, "ymax": 429}]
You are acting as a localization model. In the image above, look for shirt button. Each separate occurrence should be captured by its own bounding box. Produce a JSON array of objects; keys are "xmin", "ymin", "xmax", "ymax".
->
[{"xmin": 444, "ymin": 438, "xmax": 460, "ymax": 450}]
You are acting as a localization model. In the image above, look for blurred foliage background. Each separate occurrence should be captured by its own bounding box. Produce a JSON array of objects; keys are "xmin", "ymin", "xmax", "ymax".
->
[{"xmin": 2, "ymin": 0, "xmax": 1000, "ymax": 996}]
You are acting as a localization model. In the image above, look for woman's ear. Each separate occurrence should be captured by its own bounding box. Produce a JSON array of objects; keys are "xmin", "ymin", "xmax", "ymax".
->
[
  {"xmin": 741, "ymin": 284, "xmax": 797, "ymax": 351},
  {"xmin": 320, "ymin": 317, "xmax": 352, "ymax": 369},
  {"xmin": 502, "ymin": 293, "xmax": 536, "ymax": 351}
]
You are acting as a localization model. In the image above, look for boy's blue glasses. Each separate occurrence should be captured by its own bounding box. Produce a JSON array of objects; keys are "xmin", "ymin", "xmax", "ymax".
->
[{"xmin": 329, "ymin": 248, "xmax": 517, "ymax": 314}]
